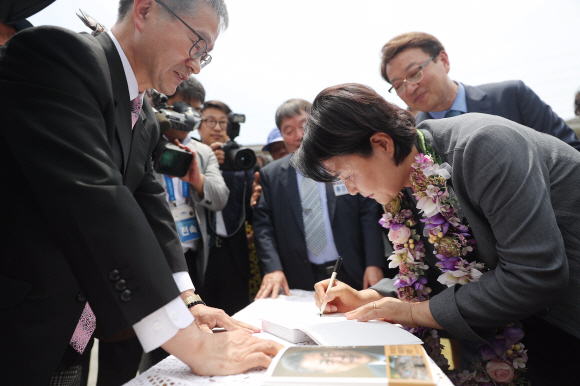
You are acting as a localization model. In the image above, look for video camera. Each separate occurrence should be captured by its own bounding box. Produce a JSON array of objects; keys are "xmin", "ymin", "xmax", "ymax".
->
[
  {"xmin": 220, "ymin": 113, "xmax": 257, "ymax": 172},
  {"xmin": 151, "ymin": 91, "xmax": 202, "ymax": 177}
]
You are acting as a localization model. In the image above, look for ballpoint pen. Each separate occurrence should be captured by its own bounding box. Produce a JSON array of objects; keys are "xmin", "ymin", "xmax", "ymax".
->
[{"xmin": 319, "ymin": 256, "xmax": 343, "ymax": 316}]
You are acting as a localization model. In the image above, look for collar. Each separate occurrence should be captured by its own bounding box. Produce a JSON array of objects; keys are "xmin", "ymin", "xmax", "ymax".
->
[
  {"xmin": 429, "ymin": 81, "xmax": 467, "ymax": 119},
  {"xmin": 106, "ymin": 30, "xmax": 141, "ymax": 101}
]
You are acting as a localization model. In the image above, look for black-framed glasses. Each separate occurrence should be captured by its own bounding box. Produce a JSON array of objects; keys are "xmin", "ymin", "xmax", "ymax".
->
[
  {"xmin": 202, "ymin": 118, "xmax": 228, "ymax": 130},
  {"xmin": 388, "ymin": 54, "xmax": 437, "ymax": 94},
  {"xmin": 155, "ymin": 0, "xmax": 212, "ymax": 68}
]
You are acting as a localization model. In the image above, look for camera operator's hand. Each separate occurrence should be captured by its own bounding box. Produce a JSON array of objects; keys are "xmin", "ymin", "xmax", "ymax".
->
[
  {"xmin": 173, "ymin": 140, "xmax": 205, "ymax": 198},
  {"xmin": 210, "ymin": 142, "xmax": 225, "ymax": 164},
  {"xmin": 255, "ymin": 270, "xmax": 291, "ymax": 299},
  {"xmin": 250, "ymin": 172, "xmax": 262, "ymax": 207}
]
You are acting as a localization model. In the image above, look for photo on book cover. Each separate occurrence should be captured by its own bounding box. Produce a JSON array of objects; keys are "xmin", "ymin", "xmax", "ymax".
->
[{"xmin": 272, "ymin": 346, "xmax": 388, "ymax": 378}]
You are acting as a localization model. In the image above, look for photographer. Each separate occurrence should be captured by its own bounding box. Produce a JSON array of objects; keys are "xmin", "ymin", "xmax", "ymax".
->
[{"xmin": 196, "ymin": 100, "xmax": 255, "ymax": 315}]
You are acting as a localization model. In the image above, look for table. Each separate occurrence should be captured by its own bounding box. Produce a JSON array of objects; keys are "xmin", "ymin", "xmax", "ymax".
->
[{"xmin": 124, "ymin": 290, "xmax": 453, "ymax": 386}]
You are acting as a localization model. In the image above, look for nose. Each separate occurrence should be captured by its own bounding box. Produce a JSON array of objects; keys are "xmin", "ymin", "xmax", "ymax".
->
[
  {"xmin": 405, "ymin": 81, "xmax": 420, "ymax": 95},
  {"xmin": 342, "ymin": 178, "xmax": 358, "ymax": 196},
  {"xmin": 186, "ymin": 57, "xmax": 201, "ymax": 75}
]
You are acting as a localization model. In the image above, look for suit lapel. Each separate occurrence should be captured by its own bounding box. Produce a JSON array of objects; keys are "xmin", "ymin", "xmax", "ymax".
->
[
  {"xmin": 325, "ymin": 183, "xmax": 336, "ymax": 223},
  {"xmin": 280, "ymin": 156, "xmax": 305, "ymax": 236},
  {"xmin": 96, "ymin": 32, "xmax": 132, "ymax": 175},
  {"xmin": 464, "ymin": 84, "xmax": 492, "ymax": 114}
]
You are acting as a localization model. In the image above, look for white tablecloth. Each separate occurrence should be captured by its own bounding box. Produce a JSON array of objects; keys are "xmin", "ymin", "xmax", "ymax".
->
[{"xmin": 124, "ymin": 290, "xmax": 453, "ymax": 386}]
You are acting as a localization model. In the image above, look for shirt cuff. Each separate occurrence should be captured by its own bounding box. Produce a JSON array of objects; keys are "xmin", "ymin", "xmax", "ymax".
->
[
  {"xmin": 173, "ymin": 271, "xmax": 195, "ymax": 293},
  {"xmin": 133, "ymin": 296, "xmax": 195, "ymax": 353}
]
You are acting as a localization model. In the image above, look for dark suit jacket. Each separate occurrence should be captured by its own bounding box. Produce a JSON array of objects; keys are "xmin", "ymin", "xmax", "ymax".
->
[
  {"xmin": 372, "ymin": 114, "xmax": 580, "ymax": 343},
  {"xmin": 254, "ymin": 154, "xmax": 386, "ymax": 291},
  {"xmin": 202, "ymin": 170, "xmax": 254, "ymax": 286},
  {"xmin": 0, "ymin": 27, "xmax": 184, "ymax": 384},
  {"xmin": 415, "ymin": 80, "xmax": 580, "ymax": 151}
]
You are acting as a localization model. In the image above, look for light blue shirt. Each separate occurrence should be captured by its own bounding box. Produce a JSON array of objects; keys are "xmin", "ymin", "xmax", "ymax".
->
[
  {"xmin": 296, "ymin": 170, "xmax": 340, "ymax": 265},
  {"xmin": 429, "ymin": 81, "xmax": 467, "ymax": 119}
]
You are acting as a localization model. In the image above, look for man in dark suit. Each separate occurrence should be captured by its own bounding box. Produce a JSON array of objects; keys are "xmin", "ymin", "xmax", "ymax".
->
[
  {"xmin": 379, "ymin": 31, "xmax": 580, "ymax": 151},
  {"xmin": 253, "ymin": 99, "xmax": 387, "ymax": 299},
  {"xmin": 0, "ymin": 1, "xmax": 279, "ymax": 384}
]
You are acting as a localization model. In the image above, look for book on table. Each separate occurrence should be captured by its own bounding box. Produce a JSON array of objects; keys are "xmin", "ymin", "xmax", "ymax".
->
[
  {"xmin": 261, "ymin": 314, "xmax": 423, "ymax": 346},
  {"xmin": 263, "ymin": 344, "xmax": 435, "ymax": 386}
]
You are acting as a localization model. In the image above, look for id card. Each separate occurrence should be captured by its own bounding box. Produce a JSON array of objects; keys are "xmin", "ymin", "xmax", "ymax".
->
[
  {"xmin": 332, "ymin": 181, "xmax": 349, "ymax": 196},
  {"xmin": 171, "ymin": 205, "xmax": 200, "ymax": 243}
]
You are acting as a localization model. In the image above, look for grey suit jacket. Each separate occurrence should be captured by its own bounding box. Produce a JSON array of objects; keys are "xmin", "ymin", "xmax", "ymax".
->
[
  {"xmin": 415, "ymin": 80, "xmax": 580, "ymax": 151},
  {"xmin": 156, "ymin": 139, "xmax": 229, "ymax": 287},
  {"xmin": 372, "ymin": 113, "xmax": 580, "ymax": 343}
]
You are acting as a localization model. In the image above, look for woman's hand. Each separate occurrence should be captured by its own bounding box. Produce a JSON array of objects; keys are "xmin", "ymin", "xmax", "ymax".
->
[
  {"xmin": 345, "ymin": 298, "xmax": 442, "ymax": 329},
  {"xmin": 313, "ymin": 279, "xmax": 383, "ymax": 314}
]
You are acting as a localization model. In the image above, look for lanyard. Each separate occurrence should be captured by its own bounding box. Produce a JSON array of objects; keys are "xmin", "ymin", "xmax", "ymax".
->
[{"xmin": 163, "ymin": 175, "xmax": 189, "ymax": 202}]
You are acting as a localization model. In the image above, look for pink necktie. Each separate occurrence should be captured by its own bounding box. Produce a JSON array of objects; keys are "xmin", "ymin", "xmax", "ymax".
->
[
  {"xmin": 70, "ymin": 302, "xmax": 96, "ymax": 354},
  {"xmin": 131, "ymin": 95, "xmax": 143, "ymax": 128}
]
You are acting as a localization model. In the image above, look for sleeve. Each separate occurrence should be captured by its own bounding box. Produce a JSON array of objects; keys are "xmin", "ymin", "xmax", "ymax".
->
[
  {"xmin": 253, "ymin": 169, "xmax": 284, "ymax": 273},
  {"xmin": 429, "ymin": 125, "xmax": 569, "ymax": 341},
  {"xmin": 358, "ymin": 197, "xmax": 388, "ymax": 269},
  {"xmin": 190, "ymin": 144, "xmax": 230, "ymax": 211},
  {"xmin": 515, "ymin": 80, "xmax": 580, "ymax": 151},
  {"xmin": 0, "ymin": 27, "xmax": 180, "ymax": 333},
  {"xmin": 369, "ymin": 278, "xmax": 398, "ymax": 298}
]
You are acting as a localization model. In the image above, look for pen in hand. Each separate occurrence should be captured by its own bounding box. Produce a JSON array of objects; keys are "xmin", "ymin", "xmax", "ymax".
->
[{"xmin": 319, "ymin": 256, "xmax": 343, "ymax": 316}]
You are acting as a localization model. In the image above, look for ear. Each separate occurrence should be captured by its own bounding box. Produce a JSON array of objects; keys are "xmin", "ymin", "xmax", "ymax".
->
[
  {"xmin": 439, "ymin": 50, "xmax": 451, "ymax": 74},
  {"xmin": 370, "ymin": 132, "xmax": 394, "ymax": 157},
  {"xmin": 133, "ymin": 0, "xmax": 154, "ymax": 33}
]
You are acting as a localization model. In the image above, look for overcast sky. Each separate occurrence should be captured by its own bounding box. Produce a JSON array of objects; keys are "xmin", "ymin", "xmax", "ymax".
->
[{"xmin": 29, "ymin": 0, "xmax": 580, "ymax": 145}]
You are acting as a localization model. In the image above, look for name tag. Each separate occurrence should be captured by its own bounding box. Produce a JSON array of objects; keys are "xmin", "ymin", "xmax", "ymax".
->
[
  {"xmin": 332, "ymin": 181, "xmax": 349, "ymax": 196},
  {"xmin": 171, "ymin": 205, "xmax": 200, "ymax": 243}
]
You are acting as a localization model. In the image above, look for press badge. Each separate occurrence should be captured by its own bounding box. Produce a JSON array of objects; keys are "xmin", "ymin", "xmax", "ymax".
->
[
  {"xmin": 171, "ymin": 205, "xmax": 200, "ymax": 243},
  {"xmin": 333, "ymin": 180, "xmax": 349, "ymax": 196}
]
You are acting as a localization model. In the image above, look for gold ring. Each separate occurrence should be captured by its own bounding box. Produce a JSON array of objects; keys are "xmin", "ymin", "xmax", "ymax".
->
[{"xmin": 372, "ymin": 301, "xmax": 376, "ymax": 310}]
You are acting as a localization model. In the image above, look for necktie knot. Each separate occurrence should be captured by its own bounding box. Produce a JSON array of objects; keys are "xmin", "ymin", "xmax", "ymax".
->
[{"xmin": 444, "ymin": 109, "xmax": 464, "ymax": 118}]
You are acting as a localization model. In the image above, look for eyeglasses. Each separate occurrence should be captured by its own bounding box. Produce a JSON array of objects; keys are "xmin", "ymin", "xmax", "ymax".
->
[
  {"xmin": 202, "ymin": 118, "xmax": 228, "ymax": 130},
  {"xmin": 155, "ymin": 0, "xmax": 212, "ymax": 68},
  {"xmin": 388, "ymin": 54, "xmax": 437, "ymax": 94}
]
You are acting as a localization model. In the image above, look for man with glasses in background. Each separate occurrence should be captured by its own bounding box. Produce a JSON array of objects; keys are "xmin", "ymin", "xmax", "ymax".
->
[
  {"xmin": 0, "ymin": 1, "xmax": 281, "ymax": 385},
  {"xmin": 380, "ymin": 32, "xmax": 580, "ymax": 150}
]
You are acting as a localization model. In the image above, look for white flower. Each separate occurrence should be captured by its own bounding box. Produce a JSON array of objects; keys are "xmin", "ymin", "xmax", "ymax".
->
[
  {"xmin": 417, "ymin": 196, "xmax": 442, "ymax": 217},
  {"xmin": 437, "ymin": 271, "xmax": 460, "ymax": 286}
]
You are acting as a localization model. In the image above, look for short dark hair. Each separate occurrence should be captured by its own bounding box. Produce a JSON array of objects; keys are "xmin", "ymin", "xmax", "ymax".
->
[
  {"xmin": 291, "ymin": 83, "xmax": 416, "ymax": 183},
  {"xmin": 169, "ymin": 76, "xmax": 206, "ymax": 103},
  {"xmin": 380, "ymin": 32, "xmax": 444, "ymax": 84},
  {"xmin": 118, "ymin": 0, "xmax": 229, "ymax": 31},
  {"xmin": 201, "ymin": 100, "xmax": 232, "ymax": 116},
  {"xmin": 275, "ymin": 98, "xmax": 311, "ymax": 130}
]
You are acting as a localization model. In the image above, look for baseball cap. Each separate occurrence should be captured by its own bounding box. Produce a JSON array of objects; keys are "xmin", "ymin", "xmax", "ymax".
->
[{"xmin": 262, "ymin": 128, "xmax": 284, "ymax": 152}]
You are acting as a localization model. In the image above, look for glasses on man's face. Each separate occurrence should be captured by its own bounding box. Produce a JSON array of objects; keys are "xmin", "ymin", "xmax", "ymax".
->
[
  {"xmin": 202, "ymin": 118, "xmax": 228, "ymax": 130},
  {"xmin": 388, "ymin": 54, "xmax": 437, "ymax": 95},
  {"xmin": 155, "ymin": 0, "xmax": 212, "ymax": 68}
]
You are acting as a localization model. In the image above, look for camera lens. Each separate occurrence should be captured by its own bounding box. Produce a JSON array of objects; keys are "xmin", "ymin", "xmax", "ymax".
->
[
  {"xmin": 234, "ymin": 148, "xmax": 257, "ymax": 170},
  {"xmin": 160, "ymin": 149, "xmax": 185, "ymax": 169}
]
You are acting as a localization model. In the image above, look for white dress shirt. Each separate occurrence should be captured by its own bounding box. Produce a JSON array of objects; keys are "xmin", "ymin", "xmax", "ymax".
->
[{"xmin": 107, "ymin": 30, "xmax": 195, "ymax": 353}]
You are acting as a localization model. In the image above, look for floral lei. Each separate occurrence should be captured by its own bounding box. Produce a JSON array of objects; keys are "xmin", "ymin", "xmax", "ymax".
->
[{"xmin": 379, "ymin": 130, "xmax": 529, "ymax": 386}]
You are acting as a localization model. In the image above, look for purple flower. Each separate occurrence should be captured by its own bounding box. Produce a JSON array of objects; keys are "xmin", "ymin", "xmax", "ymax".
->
[
  {"xmin": 502, "ymin": 326, "xmax": 525, "ymax": 345},
  {"xmin": 421, "ymin": 213, "xmax": 450, "ymax": 235}
]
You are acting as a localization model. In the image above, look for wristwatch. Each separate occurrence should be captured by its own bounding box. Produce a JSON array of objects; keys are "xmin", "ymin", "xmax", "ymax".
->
[{"xmin": 183, "ymin": 294, "xmax": 206, "ymax": 309}]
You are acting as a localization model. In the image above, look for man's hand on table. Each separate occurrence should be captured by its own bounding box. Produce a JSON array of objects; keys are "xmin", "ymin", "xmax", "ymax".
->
[
  {"xmin": 363, "ymin": 265, "xmax": 384, "ymax": 289},
  {"xmin": 255, "ymin": 270, "xmax": 290, "ymax": 299},
  {"xmin": 162, "ymin": 323, "xmax": 283, "ymax": 376},
  {"xmin": 191, "ymin": 304, "xmax": 260, "ymax": 334}
]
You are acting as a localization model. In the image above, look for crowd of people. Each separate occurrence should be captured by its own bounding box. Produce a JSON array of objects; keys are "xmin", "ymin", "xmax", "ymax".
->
[{"xmin": 1, "ymin": 1, "xmax": 580, "ymax": 386}]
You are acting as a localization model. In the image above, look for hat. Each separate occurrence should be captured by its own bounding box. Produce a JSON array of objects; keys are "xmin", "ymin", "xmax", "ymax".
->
[{"xmin": 262, "ymin": 128, "xmax": 284, "ymax": 152}]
